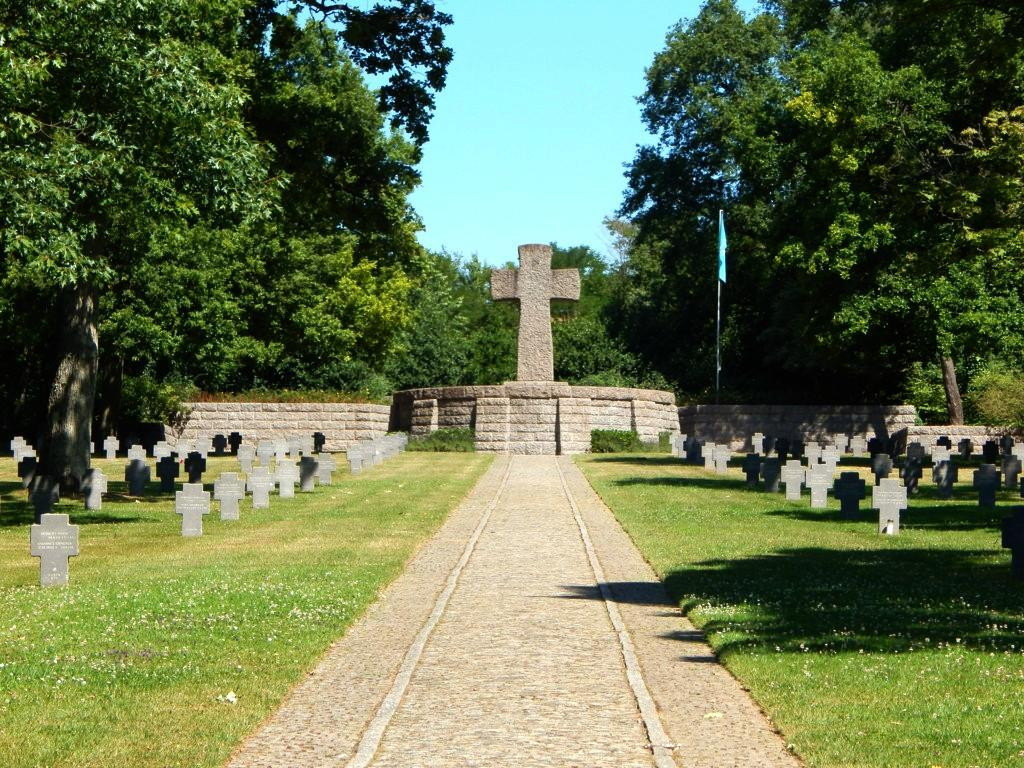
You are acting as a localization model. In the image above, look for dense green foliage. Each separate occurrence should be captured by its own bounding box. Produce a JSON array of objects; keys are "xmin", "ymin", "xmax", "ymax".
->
[
  {"xmin": 580, "ymin": 452, "xmax": 1024, "ymax": 768},
  {"xmin": 406, "ymin": 427, "xmax": 475, "ymax": 452},
  {"xmin": 590, "ymin": 429, "xmax": 644, "ymax": 453},
  {"xmin": 0, "ymin": 1, "xmax": 452, "ymax": 447},
  {"xmin": 618, "ymin": 0, "xmax": 1024, "ymax": 418},
  {"xmin": 4, "ymin": 0, "xmax": 1022, "ymax": 449},
  {"xmin": 967, "ymin": 363, "xmax": 1024, "ymax": 428}
]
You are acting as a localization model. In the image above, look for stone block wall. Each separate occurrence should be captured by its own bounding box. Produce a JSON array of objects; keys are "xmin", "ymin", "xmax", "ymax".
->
[
  {"xmin": 557, "ymin": 397, "xmax": 592, "ymax": 455},
  {"xmin": 678, "ymin": 404, "xmax": 918, "ymax": 450},
  {"xmin": 173, "ymin": 402, "xmax": 390, "ymax": 451},
  {"xmin": 391, "ymin": 383, "xmax": 680, "ymax": 455},
  {"xmin": 475, "ymin": 397, "xmax": 510, "ymax": 452},
  {"xmin": 410, "ymin": 399, "xmax": 438, "ymax": 436}
]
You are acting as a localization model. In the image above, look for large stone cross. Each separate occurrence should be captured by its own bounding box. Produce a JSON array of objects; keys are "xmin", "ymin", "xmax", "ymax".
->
[{"xmin": 491, "ymin": 244, "xmax": 580, "ymax": 381}]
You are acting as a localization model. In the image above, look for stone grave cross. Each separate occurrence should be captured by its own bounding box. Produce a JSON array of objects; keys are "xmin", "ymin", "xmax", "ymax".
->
[
  {"xmin": 973, "ymin": 464, "xmax": 1001, "ymax": 508},
  {"xmin": 175, "ymin": 483, "xmax": 211, "ymax": 537},
  {"xmin": 103, "ymin": 436, "xmax": 119, "ymax": 460},
  {"xmin": 742, "ymin": 453, "xmax": 762, "ymax": 488},
  {"xmin": 248, "ymin": 467, "xmax": 274, "ymax": 509},
  {"xmin": 214, "ymin": 473, "xmax": 245, "ymax": 521},
  {"xmin": 781, "ymin": 460, "xmax": 805, "ymax": 500},
  {"xmin": 806, "ymin": 466, "xmax": 833, "ymax": 509},
  {"xmin": 872, "ymin": 478, "xmax": 907, "ymax": 535},
  {"xmin": 834, "ymin": 471, "xmax": 867, "ymax": 520},
  {"xmin": 316, "ymin": 453, "xmax": 336, "ymax": 485},
  {"xmin": 1002, "ymin": 507, "xmax": 1024, "ymax": 580},
  {"xmin": 30, "ymin": 513, "xmax": 80, "ymax": 586},
  {"xmin": 490, "ymin": 244, "xmax": 581, "ymax": 381}
]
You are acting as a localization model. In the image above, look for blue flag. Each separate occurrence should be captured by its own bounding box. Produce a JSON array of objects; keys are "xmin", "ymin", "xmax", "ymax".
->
[{"xmin": 718, "ymin": 209, "xmax": 727, "ymax": 283}]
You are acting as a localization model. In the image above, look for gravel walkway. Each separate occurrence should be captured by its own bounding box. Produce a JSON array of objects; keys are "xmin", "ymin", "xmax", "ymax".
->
[{"xmin": 227, "ymin": 455, "xmax": 798, "ymax": 768}]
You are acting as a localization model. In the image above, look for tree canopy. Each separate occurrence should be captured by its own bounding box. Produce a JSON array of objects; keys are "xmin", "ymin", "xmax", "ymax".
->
[{"xmin": 618, "ymin": 0, "xmax": 1024, "ymax": 419}]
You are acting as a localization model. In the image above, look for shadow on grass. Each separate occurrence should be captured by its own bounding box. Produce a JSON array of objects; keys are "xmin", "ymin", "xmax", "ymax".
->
[
  {"xmin": 0, "ymin": 480, "xmax": 167, "ymax": 527},
  {"xmin": 766, "ymin": 501, "xmax": 1009, "ymax": 532},
  {"xmin": 590, "ymin": 455, "xmax": 682, "ymax": 467},
  {"xmin": 560, "ymin": 546, "xmax": 1021, "ymax": 655},
  {"xmin": 613, "ymin": 475, "xmax": 750, "ymax": 492}
]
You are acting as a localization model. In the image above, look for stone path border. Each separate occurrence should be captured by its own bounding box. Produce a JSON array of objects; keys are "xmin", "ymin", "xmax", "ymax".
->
[
  {"xmin": 343, "ymin": 457, "xmax": 513, "ymax": 768},
  {"xmin": 228, "ymin": 456, "xmax": 799, "ymax": 767},
  {"xmin": 554, "ymin": 458, "xmax": 675, "ymax": 768}
]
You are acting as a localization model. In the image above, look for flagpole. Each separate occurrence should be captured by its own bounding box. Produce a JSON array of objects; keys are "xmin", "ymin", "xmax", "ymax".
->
[
  {"xmin": 715, "ymin": 277, "xmax": 721, "ymax": 403},
  {"xmin": 716, "ymin": 208, "xmax": 723, "ymax": 403}
]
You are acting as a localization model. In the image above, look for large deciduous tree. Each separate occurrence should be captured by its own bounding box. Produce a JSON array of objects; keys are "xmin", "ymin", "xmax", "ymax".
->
[
  {"xmin": 621, "ymin": 0, "xmax": 1024, "ymax": 419},
  {"xmin": 0, "ymin": 1, "xmax": 274, "ymax": 490}
]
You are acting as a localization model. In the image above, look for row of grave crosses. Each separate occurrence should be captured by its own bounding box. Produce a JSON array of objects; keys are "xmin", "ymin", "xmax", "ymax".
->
[
  {"xmin": 672, "ymin": 432, "xmax": 1024, "ymax": 575},
  {"xmin": 28, "ymin": 450, "xmax": 342, "ymax": 587}
]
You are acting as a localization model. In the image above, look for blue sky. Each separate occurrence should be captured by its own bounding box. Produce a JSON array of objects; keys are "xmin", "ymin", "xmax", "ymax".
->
[{"xmin": 408, "ymin": 1, "xmax": 760, "ymax": 266}]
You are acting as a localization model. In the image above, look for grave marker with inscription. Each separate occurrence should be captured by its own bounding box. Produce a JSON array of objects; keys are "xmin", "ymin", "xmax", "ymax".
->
[
  {"xmin": 806, "ymin": 465, "xmax": 833, "ymax": 509},
  {"xmin": 248, "ymin": 467, "xmax": 274, "ymax": 509},
  {"xmin": 175, "ymin": 483, "xmax": 211, "ymax": 537},
  {"xmin": 214, "ymin": 473, "xmax": 245, "ymax": 521},
  {"xmin": 103, "ymin": 436, "xmax": 119, "ymax": 460},
  {"xmin": 30, "ymin": 513, "xmax": 79, "ymax": 586},
  {"xmin": 781, "ymin": 460, "xmax": 805, "ymax": 500},
  {"xmin": 872, "ymin": 478, "xmax": 907, "ymax": 535}
]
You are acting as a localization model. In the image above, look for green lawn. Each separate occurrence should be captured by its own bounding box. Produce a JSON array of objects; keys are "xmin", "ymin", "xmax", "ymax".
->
[
  {"xmin": 577, "ymin": 454, "xmax": 1024, "ymax": 768},
  {"xmin": 0, "ymin": 452, "xmax": 491, "ymax": 768}
]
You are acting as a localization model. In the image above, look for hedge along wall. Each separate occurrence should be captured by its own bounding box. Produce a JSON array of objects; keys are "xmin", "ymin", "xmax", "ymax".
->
[
  {"xmin": 172, "ymin": 402, "xmax": 390, "ymax": 452},
  {"xmin": 678, "ymin": 404, "xmax": 919, "ymax": 450}
]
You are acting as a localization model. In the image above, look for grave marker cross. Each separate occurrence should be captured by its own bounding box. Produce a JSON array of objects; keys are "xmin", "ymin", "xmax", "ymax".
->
[
  {"xmin": 781, "ymin": 460, "xmax": 805, "ymax": 500},
  {"xmin": 834, "ymin": 471, "xmax": 867, "ymax": 520},
  {"xmin": 872, "ymin": 478, "xmax": 907, "ymax": 535},
  {"xmin": 806, "ymin": 466, "xmax": 833, "ymax": 509},
  {"xmin": 973, "ymin": 464, "xmax": 1001, "ymax": 509},
  {"xmin": 30, "ymin": 513, "xmax": 79, "ymax": 586},
  {"xmin": 1002, "ymin": 507, "xmax": 1024, "ymax": 580},
  {"xmin": 742, "ymin": 453, "xmax": 762, "ymax": 488},
  {"xmin": 490, "ymin": 244, "xmax": 581, "ymax": 381},
  {"xmin": 175, "ymin": 483, "xmax": 211, "ymax": 536},
  {"xmin": 156, "ymin": 456, "xmax": 180, "ymax": 492},
  {"xmin": 760, "ymin": 457, "xmax": 781, "ymax": 492},
  {"xmin": 214, "ymin": 473, "xmax": 245, "ymax": 521}
]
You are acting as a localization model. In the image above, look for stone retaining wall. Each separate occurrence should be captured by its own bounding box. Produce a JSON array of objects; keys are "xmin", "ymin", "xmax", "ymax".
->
[
  {"xmin": 678, "ymin": 404, "xmax": 919, "ymax": 450},
  {"xmin": 173, "ymin": 402, "xmax": 390, "ymax": 451},
  {"xmin": 392, "ymin": 382, "xmax": 680, "ymax": 455}
]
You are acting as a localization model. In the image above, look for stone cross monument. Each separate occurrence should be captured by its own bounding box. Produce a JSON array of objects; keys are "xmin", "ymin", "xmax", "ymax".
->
[{"xmin": 491, "ymin": 244, "xmax": 580, "ymax": 381}]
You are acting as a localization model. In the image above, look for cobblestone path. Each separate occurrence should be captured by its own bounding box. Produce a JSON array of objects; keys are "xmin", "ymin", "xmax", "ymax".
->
[{"xmin": 228, "ymin": 456, "xmax": 798, "ymax": 768}]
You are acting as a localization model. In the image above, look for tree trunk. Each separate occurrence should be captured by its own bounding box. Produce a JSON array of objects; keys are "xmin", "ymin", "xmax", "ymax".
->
[
  {"xmin": 39, "ymin": 284, "xmax": 99, "ymax": 495},
  {"xmin": 941, "ymin": 355, "xmax": 964, "ymax": 425}
]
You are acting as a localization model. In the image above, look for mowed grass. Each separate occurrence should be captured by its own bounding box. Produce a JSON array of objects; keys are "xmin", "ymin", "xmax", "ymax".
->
[
  {"xmin": 0, "ymin": 452, "xmax": 491, "ymax": 768},
  {"xmin": 577, "ymin": 454, "xmax": 1024, "ymax": 768}
]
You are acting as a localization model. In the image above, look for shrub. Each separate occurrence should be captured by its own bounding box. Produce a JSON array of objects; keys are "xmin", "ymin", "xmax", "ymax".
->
[
  {"xmin": 121, "ymin": 375, "xmax": 197, "ymax": 425},
  {"xmin": 591, "ymin": 429, "xmax": 643, "ymax": 453},
  {"xmin": 406, "ymin": 427, "xmax": 476, "ymax": 452},
  {"xmin": 966, "ymin": 364, "xmax": 1024, "ymax": 428}
]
